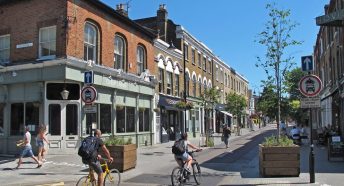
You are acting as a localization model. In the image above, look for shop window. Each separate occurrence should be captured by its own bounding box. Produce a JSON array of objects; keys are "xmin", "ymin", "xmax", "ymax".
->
[
  {"xmin": 139, "ymin": 108, "xmax": 150, "ymax": 132},
  {"xmin": 137, "ymin": 45, "xmax": 146, "ymax": 75},
  {"xmin": 84, "ymin": 22, "xmax": 98, "ymax": 64},
  {"xmin": 0, "ymin": 34, "xmax": 10, "ymax": 63},
  {"xmin": 11, "ymin": 103, "xmax": 24, "ymax": 135},
  {"xmin": 116, "ymin": 106, "xmax": 125, "ymax": 133},
  {"xmin": 66, "ymin": 104, "xmax": 78, "ymax": 135},
  {"xmin": 166, "ymin": 71, "xmax": 173, "ymax": 95},
  {"xmin": 46, "ymin": 83, "xmax": 80, "ymax": 100},
  {"xmin": 175, "ymin": 74, "xmax": 179, "ymax": 96},
  {"xmin": 114, "ymin": 34, "xmax": 126, "ymax": 70},
  {"xmin": 126, "ymin": 107, "xmax": 135, "ymax": 132},
  {"xmin": 25, "ymin": 102, "xmax": 39, "ymax": 135},
  {"xmin": 39, "ymin": 26, "xmax": 56, "ymax": 59},
  {"xmin": 0, "ymin": 104, "xmax": 3, "ymax": 135},
  {"xmin": 100, "ymin": 104, "xmax": 111, "ymax": 134},
  {"xmin": 49, "ymin": 104, "xmax": 61, "ymax": 135}
]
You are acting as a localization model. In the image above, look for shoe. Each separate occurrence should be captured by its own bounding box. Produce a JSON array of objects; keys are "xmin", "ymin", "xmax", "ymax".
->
[{"xmin": 37, "ymin": 164, "xmax": 42, "ymax": 168}]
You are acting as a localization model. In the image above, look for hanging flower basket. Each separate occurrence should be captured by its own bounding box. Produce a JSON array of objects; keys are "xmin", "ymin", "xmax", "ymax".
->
[
  {"xmin": 153, "ymin": 108, "xmax": 160, "ymax": 112},
  {"xmin": 176, "ymin": 101, "xmax": 194, "ymax": 110}
]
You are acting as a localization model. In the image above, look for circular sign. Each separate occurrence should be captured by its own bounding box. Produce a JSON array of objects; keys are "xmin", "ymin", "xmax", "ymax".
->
[
  {"xmin": 299, "ymin": 75, "xmax": 322, "ymax": 97},
  {"xmin": 81, "ymin": 86, "xmax": 97, "ymax": 104}
]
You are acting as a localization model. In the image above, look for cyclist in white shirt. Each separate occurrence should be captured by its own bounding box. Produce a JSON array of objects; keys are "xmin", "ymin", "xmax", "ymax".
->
[{"xmin": 290, "ymin": 126, "xmax": 301, "ymax": 139}]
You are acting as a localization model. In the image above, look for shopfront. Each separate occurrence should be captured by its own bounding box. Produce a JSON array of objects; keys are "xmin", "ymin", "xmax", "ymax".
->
[{"xmin": 0, "ymin": 58, "xmax": 156, "ymax": 154}]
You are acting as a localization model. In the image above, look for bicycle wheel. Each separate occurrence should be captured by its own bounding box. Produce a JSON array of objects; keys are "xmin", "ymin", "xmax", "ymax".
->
[
  {"xmin": 192, "ymin": 162, "xmax": 202, "ymax": 185},
  {"xmin": 76, "ymin": 176, "xmax": 95, "ymax": 186},
  {"xmin": 104, "ymin": 168, "xmax": 121, "ymax": 186},
  {"xmin": 171, "ymin": 167, "xmax": 184, "ymax": 186}
]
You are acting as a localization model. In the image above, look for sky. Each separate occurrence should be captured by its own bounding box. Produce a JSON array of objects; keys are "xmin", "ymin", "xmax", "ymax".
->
[{"xmin": 102, "ymin": 0, "xmax": 329, "ymax": 92}]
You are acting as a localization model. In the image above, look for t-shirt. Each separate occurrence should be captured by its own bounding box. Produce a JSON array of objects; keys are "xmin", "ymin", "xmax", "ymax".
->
[
  {"xmin": 96, "ymin": 137, "xmax": 104, "ymax": 153},
  {"xmin": 24, "ymin": 131, "xmax": 31, "ymax": 147},
  {"xmin": 223, "ymin": 128, "xmax": 231, "ymax": 138},
  {"xmin": 183, "ymin": 140, "xmax": 190, "ymax": 152}
]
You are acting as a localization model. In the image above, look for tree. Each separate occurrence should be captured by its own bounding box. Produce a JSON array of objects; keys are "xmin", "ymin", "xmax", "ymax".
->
[
  {"xmin": 255, "ymin": 3, "xmax": 302, "ymax": 138},
  {"xmin": 226, "ymin": 92, "xmax": 247, "ymax": 129}
]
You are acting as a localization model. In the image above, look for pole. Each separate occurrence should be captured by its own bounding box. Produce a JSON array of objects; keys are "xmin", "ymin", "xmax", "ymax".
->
[
  {"xmin": 183, "ymin": 42, "xmax": 187, "ymax": 134},
  {"xmin": 309, "ymin": 108, "xmax": 315, "ymax": 183}
]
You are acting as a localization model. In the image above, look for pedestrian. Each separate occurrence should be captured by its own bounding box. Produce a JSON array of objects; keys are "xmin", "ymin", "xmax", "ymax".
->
[
  {"xmin": 36, "ymin": 124, "xmax": 49, "ymax": 162},
  {"xmin": 16, "ymin": 126, "xmax": 42, "ymax": 169},
  {"xmin": 222, "ymin": 126, "xmax": 231, "ymax": 148}
]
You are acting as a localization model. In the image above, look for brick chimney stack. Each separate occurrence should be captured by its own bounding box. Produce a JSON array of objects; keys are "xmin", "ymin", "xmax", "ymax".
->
[
  {"xmin": 116, "ymin": 3, "xmax": 128, "ymax": 17},
  {"xmin": 157, "ymin": 4, "xmax": 168, "ymax": 41}
]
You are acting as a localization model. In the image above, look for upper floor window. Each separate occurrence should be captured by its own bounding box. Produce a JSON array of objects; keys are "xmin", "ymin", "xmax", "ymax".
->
[
  {"xmin": 184, "ymin": 44, "xmax": 189, "ymax": 61},
  {"xmin": 192, "ymin": 76, "xmax": 197, "ymax": 97},
  {"xmin": 216, "ymin": 67, "xmax": 219, "ymax": 81},
  {"xmin": 166, "ymin": 71, "xmax": 173, "ymax": 95},
  {"xmin": 39, "ymin": 26, "xmax": 56, "ymax": 59},
  {"xmin": 84, "ymin": 23, "xmax": 98, "ymax": 64},
  {"xmin": 198, "ymin": 53, "xmax": 201, "ymax": 67},
  {"xmin": 203, "ymin": 56, "xmax": 206, "ymax": 71},
  {"xmin": 114, "ymin": 35, "xmax": 126, "ymax": 70},
  {"xmin": 198, "ymin": 79, "xmax": 202, "ymax": 96},
  {"xmin": 191, "ymin": 49, "xmax": 195, "ymax": 64},
  {"xmin": 175, "ymin": 74, "xmax": 179, "ymax": 96},
  {"xmin": 137, "ymin": 45, "xmax": 146, "ymax": 75},
  {"xmin": 159, "ymin": 68, "xmax": 164, "ymax": 93},
  {"xmin": 0, "ymin": 34, "xmax": 10, "ymax": 63},
  {"xmin": 208, "ymin": 60, "xmax": 212, "ymax": 74}
]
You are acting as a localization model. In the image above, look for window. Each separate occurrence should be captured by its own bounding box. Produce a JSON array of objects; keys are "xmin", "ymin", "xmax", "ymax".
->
[
  {"xmin": 208, "ymin": 60, "xmax": 212, "ymax": 73},
  {"xmin": 175, "ymin": 74, "xmax": 179, "ymax": 96},
  {"xmin": 159, "ymin": 68, "xmax": 164, "ymax": 93},
  {"xmin": 66, "ymin": 104, "xmax": 78, "ymax": 135},
  {"xmin": 46, "ymin": 83, "xmax": 80, "ymax": 100},
  {"xmin": 184, "ymin": 44, "xmax": 188, "ymax": 61},
  {"xmin": 204, "ymin": 80, "xmax": 207, "ymax": 91},
  {"xmin": 199, "ymin": 79, "xmax": 202, "ymax": 96},
  {"xmin": 11, "ymin": 103, "xmax": 39, "ymax": 136},
  {"xmin": 116, "ymin": 106, "xmax": 135, "ymax": 133},
  {"xmin": 139, "ymin": 108, "xmax": 150, "ymax": 132},
  {"xmin": 185, "ymin": 72, "xmax": 190, "ymax": 96},
  {"xmin": 49, "ymin": 104, "xmax": 61, "ymax": 135},
  {"xmin": 100, "ymin": 104, "xmax": 111, "ymax": 134},
  {"xmin": 84, "ymin": 23, "xmax": 98, "ymax": 64},
  {"xmin": 0, "ymin": 35, "xmax": 10, "ymax": 63},
  {"xmin": 203, "ymin": 57, "xmax": 206, "ymax": 71},
  {"xmin": 198, "ymin": 53, "xmax": 201, "ymax": 67},
  {"xmin": 216, "ymin": 67, "xmax": 219, "ymax": 81},
  {"xmin": 137, "ymin": 45, "xmax": 146, "ymax": 75},
  {"xmin": 114, "ymin": 35, "xmax": 126, "ymax": 70},
  {"xmin": 116, "ymin": 106, "xmax": 125, "ymax": 133},
  {"xmin": 126, "ymin": 107, "xmax": 135, "ymax": 132},
  {"xmin": 191, "ymin": 49, "xmax": 195, "ymax": 64},
  {"xmin": 166, "ymin": 71, "xmax": 173, "ymax": 95},
  {"xmin": 39, "ymin": 26, "xmax": 56, "ymax": 59},
  {"xmin": 192, "ymin": 76, "xmax": 196, "ymax": 96}
]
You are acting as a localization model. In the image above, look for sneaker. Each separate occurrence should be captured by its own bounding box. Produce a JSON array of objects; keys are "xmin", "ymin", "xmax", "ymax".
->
[{"xmin": 37, "ymin": 164, "xmax": 42, "ymax": 168}]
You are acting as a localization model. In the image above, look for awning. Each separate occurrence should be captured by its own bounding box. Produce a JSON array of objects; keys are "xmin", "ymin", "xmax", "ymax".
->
[
  {"xmin": 158, "ymin": 94, "xmax": 183, "ymax": 110},
  {"xmin": 221, "ymin": 111, "xmax": 232, "ymax": 117}
]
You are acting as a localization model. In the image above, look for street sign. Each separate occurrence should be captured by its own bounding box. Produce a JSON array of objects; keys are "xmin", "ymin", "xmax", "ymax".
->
[
  {"xmin": 299, "ymin": 75, "xmax": 322, "ymax": 97},
  {"xmin": 301, "ymin": 56, "xmax": 313, "ymax": 72},
  {"xmin": 81, "ymin": 86, "xmax": 97, "ymax": 104},
  {"xmin": 301, "ymin": 97, "xmax": 320, "ymax": 108},
  {"xmin": 84, "ymin": 105, "xmax": 97, "ymax": 113},
  {"xmin": 84, "ymin": 71, "xmax": 94, "ymax": 84}
]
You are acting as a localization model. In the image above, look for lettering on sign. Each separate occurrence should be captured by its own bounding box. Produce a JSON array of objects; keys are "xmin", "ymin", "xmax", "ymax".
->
[
  {"xmin": 300, "ymin": 98, "xmax": 320, "ymax": 108},
  {"xmin": 16, "ymin": 43, "xmax": 33, "ymax": 49},
  {"xmin": 166, "ymin": 98, "xmax": 178, "ymax": 105}
]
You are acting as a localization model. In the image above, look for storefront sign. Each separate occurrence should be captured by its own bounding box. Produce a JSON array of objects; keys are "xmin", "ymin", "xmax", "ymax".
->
[
  {"xmin": 158, "ymin": 94, "xmax": 182, "ymax": 109},
  {"xmin": 16, "ymin": 42, "xmax": 33, "ymax": 49}
]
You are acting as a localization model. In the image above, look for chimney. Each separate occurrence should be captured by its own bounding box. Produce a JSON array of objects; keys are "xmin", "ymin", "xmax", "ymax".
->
[
  {"xmin": 116, "ymin": 3, "xmax": 128, "ymax": 17},
  {"xmin": 157, "ymin": 4, "xmax": 168, "ymax": 41}
]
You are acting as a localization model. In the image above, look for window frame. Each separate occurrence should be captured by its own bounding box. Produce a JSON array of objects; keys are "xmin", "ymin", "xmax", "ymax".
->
[
  {"xmin": 39, "ymin": 26, "xmax": 56, "ymax": 60},
  {"xmin": 137, "ymin": 45, "xmax": 146, "ymax": 75},
  {"xmin": 175, "ymin": 74, "xmax": 179, "ymax": 96},
  {"xmin": 114, "ymin": 34, "xmax": 126, "ymax": 70},
  {"xmin": 84, "ymin": 22, "xmax": 98, "ymax": 64},
  {"xmin": 159, "ymin": 68, "xmax": 164, "ymax": 93},
  {"xmin": 0, "ymin": 34, "xmax": 10, "ymax": 64}
]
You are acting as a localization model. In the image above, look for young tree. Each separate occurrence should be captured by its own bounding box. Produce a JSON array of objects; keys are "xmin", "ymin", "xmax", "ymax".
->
[
  {"xmin": 226, "ymin": 92, "xmax": 247, "ymax": 132},
  {"xmin": 255, "ymin": 3, "xmax": 302, "ymax": 138}
]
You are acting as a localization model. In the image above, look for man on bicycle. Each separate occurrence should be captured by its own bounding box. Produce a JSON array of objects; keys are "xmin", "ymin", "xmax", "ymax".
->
[
  {"xmin": 174, "ymin": 133, "xmax": 201, "ymax": 174},
  {"xmin": 90, "ymin": 129, "xmax": 114, "ymax": 186}
]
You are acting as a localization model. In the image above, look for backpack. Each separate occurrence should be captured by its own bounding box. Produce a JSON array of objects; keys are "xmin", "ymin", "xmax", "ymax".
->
[
  {"xmin": 172, "ymin": 139, "xmax": 186, "ymax": 155},
  {"xmin": 78, "ymin": 136, "xmax": 98, "ymax": 162}
]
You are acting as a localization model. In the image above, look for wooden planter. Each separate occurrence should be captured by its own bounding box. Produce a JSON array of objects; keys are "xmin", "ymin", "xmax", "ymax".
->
[
  {"xmin": 259, "ymin": 144, "xmax": 300, "ymax": 177},
  {"xmin": 100, "ymin": 144, "xmax": 137, "ymax": 172}
]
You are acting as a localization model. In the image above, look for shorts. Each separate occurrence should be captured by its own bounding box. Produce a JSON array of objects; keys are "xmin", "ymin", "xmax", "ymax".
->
[
  {"xmin": 175, "ymin": 151, "xmax": 189, "ymax": 161},
  {"xmin": 20, "ymin": 146, "xmax": 34, "ymax": 158},
  {"xmin": 36, "ymin": 139, "xmax": 44, "ymax": 148},
  {"xmin": 88, "ymin": 160, "xmax": 103, "ymax": 174}
]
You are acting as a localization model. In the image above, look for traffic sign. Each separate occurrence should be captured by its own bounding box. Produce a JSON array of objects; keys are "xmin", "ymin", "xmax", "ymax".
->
[
  {"xmin": 301, "ymin": 97, "xmax": 320, "ymax": 108},
  {"xmin": 301, "ymin": 56, "xmax": 313, "ymax": 72},
  {"xmin": 84, "ymin": 105, "xmax": 97, "ymax": 113},
  {"xmin": 299, "ymin": 75, "xmax": 322, "ymax": 97},
  {"xmin": 81, "ymin": 86, "xmax": 97, "ymax": 104},
  {"xmin": 84, "ymin": 71, "xmax": 94, "ymax": 84}
]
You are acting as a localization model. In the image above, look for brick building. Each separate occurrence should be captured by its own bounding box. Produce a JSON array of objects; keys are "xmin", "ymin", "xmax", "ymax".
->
[{"xmin": 0, "ymin": 0, "xmax": 157, "ymax": 154}]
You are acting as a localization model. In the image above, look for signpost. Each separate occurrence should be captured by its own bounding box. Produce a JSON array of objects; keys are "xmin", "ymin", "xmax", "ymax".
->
[
  {"xmin": 301, "ymin": 56, "xmax": 313, "ymax": 72},
  {"xmin": 299, "ymin": 73, "xmax": 322, "ymax": 184}
]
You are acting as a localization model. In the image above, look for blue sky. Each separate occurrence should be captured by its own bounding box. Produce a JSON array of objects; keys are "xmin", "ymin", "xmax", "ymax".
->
[{"xmin": 102, "ymin": 0, "xmax": 329, "ymax": 92}]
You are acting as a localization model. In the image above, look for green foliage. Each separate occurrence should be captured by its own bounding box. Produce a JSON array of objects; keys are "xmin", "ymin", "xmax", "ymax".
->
[
  {"xmin": 175, "ymin": 101, "xmax": 194, "ymax": 109},
  {"xmin": 201, "ymin": 88, "xmax": 221, "ymax": 109},
  {"xmin": 104, "ymin": 136, "xmax": 133, "ymax": 146},
  {"xmin": 206, "ymin": 136, "xmax": 214, "ymax": 147},
  {"xmin": 262, "ymin": 135, "xmax": 294, "ymax": 147}
]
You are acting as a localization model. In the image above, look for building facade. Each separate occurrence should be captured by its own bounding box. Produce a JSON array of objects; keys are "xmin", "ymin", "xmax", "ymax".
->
[{"xmin": 0, "ymin": 0, "xmax": 157, "ymax": 154}]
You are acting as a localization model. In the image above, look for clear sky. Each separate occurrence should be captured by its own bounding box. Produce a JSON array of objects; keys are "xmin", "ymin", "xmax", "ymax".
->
[{"xmin": 102, "ymin": 0, "xmax": 329, "ymax": 92}]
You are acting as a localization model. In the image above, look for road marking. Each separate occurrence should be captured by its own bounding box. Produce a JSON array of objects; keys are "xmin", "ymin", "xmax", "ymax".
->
[{"xmin": 35, "ymin": 182, "xmax": 64, "ymax": 186}]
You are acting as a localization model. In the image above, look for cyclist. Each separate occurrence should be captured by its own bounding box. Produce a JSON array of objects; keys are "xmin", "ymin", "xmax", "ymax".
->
[
  {"xmin": 88, "ymin": 129, "xmax": 114, "ymax": 186},
  {"xmin": 174, "ymin": 133, "xmax": 201, "ymax": 175}
]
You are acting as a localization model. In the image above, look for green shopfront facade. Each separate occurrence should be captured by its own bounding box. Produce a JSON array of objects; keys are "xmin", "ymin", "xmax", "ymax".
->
[{"xmin": 0, "ymin": 57, "xmax": 155, "ymax": 154}]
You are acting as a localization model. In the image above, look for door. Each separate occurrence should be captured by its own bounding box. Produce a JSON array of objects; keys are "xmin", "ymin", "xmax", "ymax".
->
[{"xmin": 47, "ymin": 101, "xmax": 80, "ymax": 154}]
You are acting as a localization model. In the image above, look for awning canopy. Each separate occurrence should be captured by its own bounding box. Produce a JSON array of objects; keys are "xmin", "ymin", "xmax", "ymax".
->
[{"xmin": 221, "ymin": 111, "xmax": 232, "ymax": 117}]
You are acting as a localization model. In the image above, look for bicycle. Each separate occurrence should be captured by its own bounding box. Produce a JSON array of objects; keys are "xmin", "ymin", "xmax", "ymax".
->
[
  {"xmin": 76, "ymin": 158, "xmax": 121, "ymax": 186},
  {"xmin": 171, "ymin": 149, "xmax": 202, "ymax": 186}
]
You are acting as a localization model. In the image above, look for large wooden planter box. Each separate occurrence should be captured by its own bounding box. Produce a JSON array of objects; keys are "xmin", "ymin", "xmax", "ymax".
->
[
  {"xmin": 100, "ymin": 144, "xmax": 137, "ymax": 172},
  {"xmin": 259, "ymin": 144, "xmax": 300, "ymax": 177}
]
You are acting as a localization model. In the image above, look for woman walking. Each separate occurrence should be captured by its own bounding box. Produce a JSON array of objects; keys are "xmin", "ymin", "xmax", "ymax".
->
[
  {"xmin": 222, "ymin": 126, "xmax": 231, "ymax": 148},
  {"xmin": 36, "ymin": 125, "xmax": 49, "ymax": 162}
]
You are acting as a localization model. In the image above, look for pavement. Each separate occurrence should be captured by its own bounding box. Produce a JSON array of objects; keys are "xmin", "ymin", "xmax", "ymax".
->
[{"xmin": 0, "ymin": 124, "xmax": 343, "ymax": 186}]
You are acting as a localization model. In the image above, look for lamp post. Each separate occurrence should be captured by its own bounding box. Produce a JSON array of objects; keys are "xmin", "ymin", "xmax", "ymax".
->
[{"xmin": 183, "ymin": 42, "xmax": 187, "ymax": 134}]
